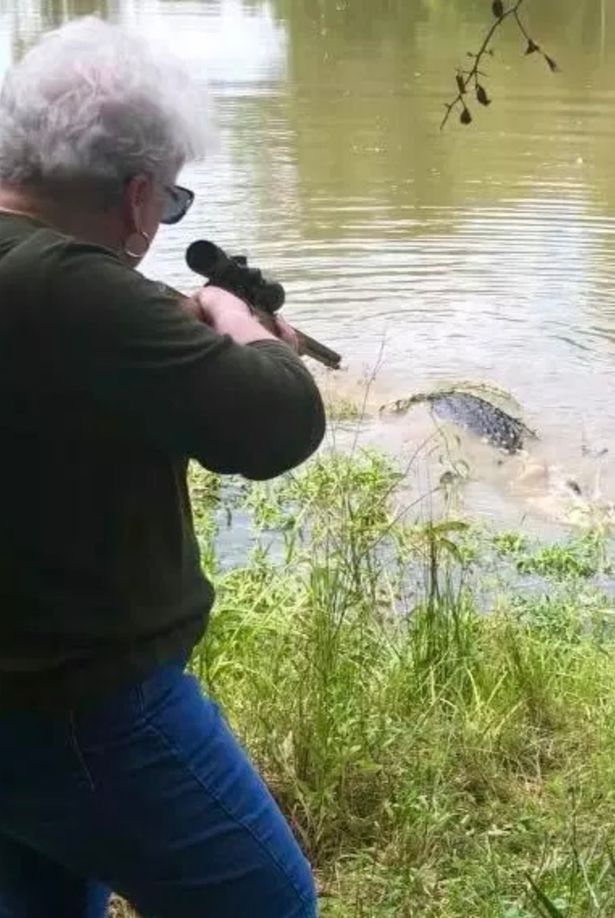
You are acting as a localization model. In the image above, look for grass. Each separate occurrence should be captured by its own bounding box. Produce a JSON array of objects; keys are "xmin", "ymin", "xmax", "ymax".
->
[{"xmin": 112, "ymin": 449, "xmax": 615, "ymax": 917}]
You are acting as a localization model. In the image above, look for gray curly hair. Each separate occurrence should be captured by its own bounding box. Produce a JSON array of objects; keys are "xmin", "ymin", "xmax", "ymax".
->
[{"xmin": 0, "ymin": 17, "xmax": 212, "ymax": 190}]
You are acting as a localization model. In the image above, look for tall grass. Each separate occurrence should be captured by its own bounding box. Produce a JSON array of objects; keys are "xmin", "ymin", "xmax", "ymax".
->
[
  {"xmin": 194, "ymin": 451, "xmax": 615, "ymax": 917},
  {"xmin": 114, "ymin": 449, "xmax": 615, "ymax": 916}
]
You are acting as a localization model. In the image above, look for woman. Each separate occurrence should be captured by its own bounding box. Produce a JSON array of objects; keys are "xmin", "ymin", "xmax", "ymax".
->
[{"xmin": 0, "ymin": 17, "xmax": 324, "ymax": 918}]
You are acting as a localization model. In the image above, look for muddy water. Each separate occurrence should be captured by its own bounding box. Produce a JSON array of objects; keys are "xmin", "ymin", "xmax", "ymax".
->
[{"xmin": 2, "ymin": 0, "xmax": 615, "ymax": 533}]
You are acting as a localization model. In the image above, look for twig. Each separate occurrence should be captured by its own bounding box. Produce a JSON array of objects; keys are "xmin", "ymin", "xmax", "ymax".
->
[{"xmin": 441, "ymin": 0, "xmax": 558, "ymax": 129}]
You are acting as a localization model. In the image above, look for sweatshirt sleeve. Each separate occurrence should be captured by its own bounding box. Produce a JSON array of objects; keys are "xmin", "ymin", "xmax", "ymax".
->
[{"xmin": 46, "ymin": 239, "xmax": 326, "ymax": 479}]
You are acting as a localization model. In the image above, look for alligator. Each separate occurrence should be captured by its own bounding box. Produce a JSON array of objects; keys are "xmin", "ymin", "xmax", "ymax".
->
[
  {"xmin": 385, "ymin": 389, "xmax": 538, "ymax": 454},
  {"xmin": 378, "ymin": 388, "xmax": 613, "ymax": 508}
]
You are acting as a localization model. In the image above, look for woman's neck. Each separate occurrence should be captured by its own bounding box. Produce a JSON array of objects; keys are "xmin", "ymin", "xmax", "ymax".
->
[{"xmin": 0, "ymin": 184, "xmax": 123, "ymax": 255}]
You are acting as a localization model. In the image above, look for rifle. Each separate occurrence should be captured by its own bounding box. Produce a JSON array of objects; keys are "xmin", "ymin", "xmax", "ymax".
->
[{"xmin": 185, "ymin": 240, "xmax": 342, "ymax": 370}]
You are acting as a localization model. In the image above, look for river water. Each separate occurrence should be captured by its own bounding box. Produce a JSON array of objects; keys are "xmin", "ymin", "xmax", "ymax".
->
[{"xmin": 2, "ymin": 0, "xmax": 615, "ymax": 533}]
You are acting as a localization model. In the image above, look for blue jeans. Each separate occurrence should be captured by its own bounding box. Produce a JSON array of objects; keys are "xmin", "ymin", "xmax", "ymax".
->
[{"xmin": 0, "ymin": 662, "xmax": 317, "ymax": 917}]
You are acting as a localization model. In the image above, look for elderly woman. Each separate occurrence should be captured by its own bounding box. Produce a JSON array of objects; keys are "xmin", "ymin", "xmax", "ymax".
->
[{"xmin": 0, "ymin": 17, "xmax": 323, "ymax": 918}]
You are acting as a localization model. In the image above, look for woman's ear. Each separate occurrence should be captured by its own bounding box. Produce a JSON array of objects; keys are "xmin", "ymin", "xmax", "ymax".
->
[
  {"xmin": 123, "ymin": 174, "xmax": 151, "ymax": 234},
  {"xmin": 120, "ymin": 174, "xmax": 156, "ymax": 264}
]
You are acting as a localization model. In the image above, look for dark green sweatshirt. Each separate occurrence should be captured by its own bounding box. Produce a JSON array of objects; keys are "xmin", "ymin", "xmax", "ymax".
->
[{"xmin": 0, "ymin": 214, "xmax": 325, "ymax": 709}]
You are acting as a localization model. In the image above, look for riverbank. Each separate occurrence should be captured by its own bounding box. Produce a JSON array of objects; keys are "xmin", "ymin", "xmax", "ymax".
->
[{"xmin": 116, "ymin": 448, "xmax": 615, "ymax": 917}]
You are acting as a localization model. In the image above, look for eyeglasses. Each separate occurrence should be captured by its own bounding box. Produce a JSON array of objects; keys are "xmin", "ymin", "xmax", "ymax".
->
[{"xmin": 160, "ymin": 184, "xmax": 194, "ymax": 225}]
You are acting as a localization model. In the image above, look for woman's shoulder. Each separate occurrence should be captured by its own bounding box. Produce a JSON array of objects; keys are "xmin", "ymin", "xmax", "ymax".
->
[
  {"xmin": 34, "ymin": 226, "xmax": 123, "ymax": 272},
  {"xmin": 0, "ymin": 217, "xmax": 123, "ymax": 282},
  {"xmin": 0, "ymin": 218, "xmax": 187, "ymax": 344}
]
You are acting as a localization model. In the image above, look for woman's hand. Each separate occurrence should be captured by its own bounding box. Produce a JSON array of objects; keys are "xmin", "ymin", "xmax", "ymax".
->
[
  {"xmin": 187, "ymin": 286, "xmax": 301, "ymax": 353},
  {"xmin": 190, "ymin": 286, "xmax": 252, "ymax": 328},
  {"xmin": 271, "ymin": 315, "xmax": 300, "ymax": 353}
]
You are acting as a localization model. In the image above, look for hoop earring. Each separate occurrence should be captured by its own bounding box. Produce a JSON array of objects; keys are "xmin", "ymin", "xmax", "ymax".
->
[{"xmin": 123, "ymin": 230, "xmax": 151, "ymax": 260}]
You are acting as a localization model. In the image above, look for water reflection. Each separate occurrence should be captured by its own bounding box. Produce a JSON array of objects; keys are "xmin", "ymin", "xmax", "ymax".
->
[
  {"xmin": 3, "ymin": 0, "xmax": 110, "ymax": 57},
  {"xmin": 268, "ymin": 0, "xmax": 615, "ymax": 221},
  {"xmin": 120, "ymin": 0, "xmax": 286, "ymax": 91}
]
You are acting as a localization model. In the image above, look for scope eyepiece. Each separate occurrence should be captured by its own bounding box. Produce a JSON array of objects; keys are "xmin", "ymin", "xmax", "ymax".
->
[{"xmin": 186, "ymin": 240, "xmax": 285, "ymax": 313}]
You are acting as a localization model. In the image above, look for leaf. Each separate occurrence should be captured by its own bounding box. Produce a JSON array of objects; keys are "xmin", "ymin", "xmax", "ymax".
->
[
  {"xmin": 544, "ymin": 54, "xmax": 559, "ymax": 73},
  {"xmin": 460, "ymin": 106, "xmax": 472, "ymax": 125},
  {"xmin": 525, "ymin": 38, "xmax": 540, "ymax": 54},
  {"xmin": 438, "ymin": 538, "xmax": 462, "ymax": 562},
  {"xmin": 525, "ymin": 874, "xmax": 566, "ymax": 917},
  {"xmin": 492, "ymin": 0, "xmax": 504, "ymax": 19},
  {"xmin": 456, "ymin": 73, "xmax": 466, "ymax": 94},
  {"xmin": 476, "ymin": 84, "xmax": 491, "ymax": 106}
]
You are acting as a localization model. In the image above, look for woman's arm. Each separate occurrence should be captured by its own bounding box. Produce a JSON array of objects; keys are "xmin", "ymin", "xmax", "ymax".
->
[{"xmin": 46, "ymin": 241, "xmax": 326, "ymax": 479}]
